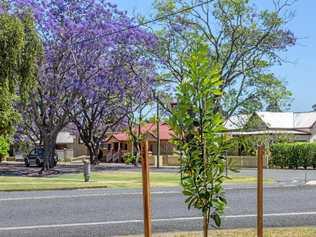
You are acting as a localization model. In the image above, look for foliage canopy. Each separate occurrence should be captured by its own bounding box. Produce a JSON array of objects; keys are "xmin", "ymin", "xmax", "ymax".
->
[{"xmin": 169, "ymin": 43, "xmax": 227, "ymax": 236}]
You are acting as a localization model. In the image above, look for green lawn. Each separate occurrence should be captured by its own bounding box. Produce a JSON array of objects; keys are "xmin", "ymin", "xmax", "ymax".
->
[
  {"xmin": 0, "ymin": 171, "xmax": 272, "ymax": 191},
  {"xmin": 125, "ymin": 228, "xmax": 316, "ymax": 237}
]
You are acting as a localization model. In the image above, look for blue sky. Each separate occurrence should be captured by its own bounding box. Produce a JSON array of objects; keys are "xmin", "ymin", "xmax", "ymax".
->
[{"xmin": 114, "ymin": 0, "xmax": 316, "ymax": 112}]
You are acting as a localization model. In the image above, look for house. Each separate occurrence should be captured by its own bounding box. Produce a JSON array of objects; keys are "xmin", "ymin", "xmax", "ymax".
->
[
  {"xmin": 55, "ymin": 132, "xmax": 75, "ymax": 150},
  {"xmin": 103, "ymin": 122, "xmax": 176, "ymax": 164},
  {"xmin": 10, "ymin": 131, "xmax": 83, "ymax": 161},
  {"xmin": 51, "ymin": 131, "xmax": 89, "ymax": 161},
  {"xmin": 224, "ymin": 111, "xmax": 316, "ymax": 142},
  {"xmin": 222, "ymin": 111, "xmax": 316, "ymax": 167},
  {"xmin": 98, "ymin": 111, "xmax": 316, "ymax": 167}
]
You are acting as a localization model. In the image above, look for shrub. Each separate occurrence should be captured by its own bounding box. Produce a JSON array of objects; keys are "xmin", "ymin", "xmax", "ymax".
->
[
  {"xmin": 310, "ymin": 143, "xmax": 316, "ymax": 169},
  {"xmin": 122, "ymin": 153, "xmax": 137, "ymax": 165},
  {"xmin": 287, "ymin": 143, "xmax": 299, "ymax": 169},
  {"xmin": 0, "ymin": 137, "xmax": 9, "ymax": 162},
  {"xmin": 270, "ymin": 143, "xmax": 288, "ymax": 168},
  {"xmin": 270, "ymin": 142, "xmax": 316, "ymax": 169},
  {"xmin": 298, "ymin": 143, "xmax": 312, "ymax": 169}
]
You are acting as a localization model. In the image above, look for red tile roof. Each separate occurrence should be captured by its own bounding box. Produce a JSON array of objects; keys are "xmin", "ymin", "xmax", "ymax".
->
[
  {"xmin": 106, "ymin": 123, "xmax": 173, "ymax": 142},
  {"xmin": 111, "ymin": 133, "xmax": 129, "ymax": 142},
  {"xmin": 153, "ymin": 123, "xmax": 174, "ymax": 140}
]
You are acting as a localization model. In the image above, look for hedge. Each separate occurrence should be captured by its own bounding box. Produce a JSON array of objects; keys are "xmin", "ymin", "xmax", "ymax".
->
[{"xmin": 270, "ymin": 143, "xmax": 316, "ymax": 169}]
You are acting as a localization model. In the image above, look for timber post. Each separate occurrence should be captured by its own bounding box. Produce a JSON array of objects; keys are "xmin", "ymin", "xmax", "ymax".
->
[
  {"xmin": 257, "ymin": 144, "xmax": 265, "ymax": 237},
  {"xmin": 141, "ymin": 140, "xmax": 152, "ymax": 237}
]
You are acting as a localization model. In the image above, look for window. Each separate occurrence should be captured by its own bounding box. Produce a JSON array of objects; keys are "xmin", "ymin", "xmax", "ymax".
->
[
  {"xmin": 107, "ymin": 144, "xmax": 112, "ymax": 151},
  {"xmin": 30, "ymin": 149, "xmax": 37, "ymax": 155},
  {"xmin": 120, "ymin": 143, "xmax": 128, "ymax": 150}
]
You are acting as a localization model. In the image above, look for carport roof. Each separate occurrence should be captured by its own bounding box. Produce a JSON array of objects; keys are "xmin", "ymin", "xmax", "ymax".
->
[{"xmin": 227, "ymin": 129, "xmax": 310, "ymax": 136}]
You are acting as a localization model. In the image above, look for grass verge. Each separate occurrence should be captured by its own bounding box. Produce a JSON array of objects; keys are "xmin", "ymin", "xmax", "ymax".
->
[
  {"xmin": 0, "ymin": 171, "xmax": 273, "ymax": 191},
  {"xmin": 123, "ymin": 227, "xmax": 316, "ymax": 237}
]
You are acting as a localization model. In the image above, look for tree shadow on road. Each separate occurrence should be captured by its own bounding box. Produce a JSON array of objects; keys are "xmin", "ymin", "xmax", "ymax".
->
[{"xmin": 0, "ymin": 162, "xmax": 136, "ymax": 177}]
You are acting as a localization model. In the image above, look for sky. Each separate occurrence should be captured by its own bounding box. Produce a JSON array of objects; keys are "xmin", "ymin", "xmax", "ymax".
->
[{"xmin": 113, "ymin": 0, "xmax": 316, "ymax": 112}]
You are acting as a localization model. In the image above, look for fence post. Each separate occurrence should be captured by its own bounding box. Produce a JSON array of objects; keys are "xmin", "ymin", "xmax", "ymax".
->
[
  {"xmin": 141, "ymin": 141, "xmax": 152, "ymax": 237},
  {"xmin": 257, "ymin": 144, "xmax": 265, "ymax": 237}
]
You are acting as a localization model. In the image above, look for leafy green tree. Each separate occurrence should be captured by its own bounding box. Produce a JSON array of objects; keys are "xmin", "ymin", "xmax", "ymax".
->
[
  {"xmin": 169, "ymin": 43, "xmax": 227, "ymax": 237},
  {"xmin": 0, "ymin": 6, "xmax": 42, "ymax": 141},
  {"xmin": 153, "ymin": 0, "xmax": 295, "ymax": 116}
]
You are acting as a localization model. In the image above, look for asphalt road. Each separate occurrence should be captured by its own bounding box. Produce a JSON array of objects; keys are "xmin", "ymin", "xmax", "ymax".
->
[{"xmin": 1, "ymin": 185, "xmax": 316, "ymax": 237}]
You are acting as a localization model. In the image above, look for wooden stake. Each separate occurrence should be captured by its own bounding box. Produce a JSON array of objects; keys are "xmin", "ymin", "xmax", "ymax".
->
[
  {"xmin": 257, "ymin": 144, "xmax": 265, "ymax": 237},
  {"xmin": 156, "ymin": 92, "xmax": 160, "ymax": 168},
  {"xmin": 141, "ymin": 141, "xmax": 152, "ymax": 237}
]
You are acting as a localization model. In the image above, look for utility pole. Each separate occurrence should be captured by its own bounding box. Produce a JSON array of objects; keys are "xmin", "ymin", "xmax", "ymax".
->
[
  {"xmin": 141, "ymin": 141, "xmax": 152, "ymax": 237},
  {"xmin": 257, "ymin": 144, "xmax": 265, "ymax": 237},
  {"xmin": 156, "ymin": 92, "xmax": 160, "ymax": 168}
]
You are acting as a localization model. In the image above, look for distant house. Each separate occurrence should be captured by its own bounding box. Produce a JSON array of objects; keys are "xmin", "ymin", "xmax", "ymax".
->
[
  {"xmin": 55, "ymin": 132, "xmax": 75, "ymax": 150},
  {"xmin": 10, "ymin": 131, "xmax": 88, "ymax": 161},
  {"xmin": 224, "ymin": 111, "xmax": 316, "ymax": 142},
  {"xmin": 222, "ymin": 111, "xmax": 316, "ymax": 167},
  {"xmin": 48, "ymin": 131, "xmax": 88, "ymax": 160},
  {"xmin": 103, "ymin": 122, "xmax": 176, "ymax": 164}
]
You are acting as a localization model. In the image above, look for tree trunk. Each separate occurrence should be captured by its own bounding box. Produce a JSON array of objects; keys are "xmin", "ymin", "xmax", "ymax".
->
[
  {"xmin": 87, "ymin": 146, "xmax": 97, "ymax": 164},
  {"xmin": 40, "ymin": 134, "xmax": 57, "ymax": 174},
  {"xmin": 86, "ymin": 143, "xmax": 100, "ymax": 165},
  {"xmin": 202, "ymin": 102, "xmax": 209, "ymax": 237},
  {"xmin": 88, "ymin": 148, "xmax": 94, "ymax": 164},
  {"xmin": 203, "ymin": 212, "xmax": 209, "ymax": 237},
  {"xmin": 135, "ymin": 142, "xmax": 141, "ymax": 167}
]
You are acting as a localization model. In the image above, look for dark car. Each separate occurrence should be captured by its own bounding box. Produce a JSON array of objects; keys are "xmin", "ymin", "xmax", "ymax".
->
[{"xmin": 24, "ymin": 148, "xmax": 58, "ymax": 167}]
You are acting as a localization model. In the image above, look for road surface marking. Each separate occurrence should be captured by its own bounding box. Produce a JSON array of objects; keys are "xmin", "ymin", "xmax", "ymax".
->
[
  {"xmin": 1, "ymin": 211, "xmax": 316, "ymax": 231},
  {"xmin": 0, "ymin": 184, "xmax": 301, "ymax": 202},
  {"xmin": 0, "ymin": 191, "xmax": 180, "ymax": 202}
]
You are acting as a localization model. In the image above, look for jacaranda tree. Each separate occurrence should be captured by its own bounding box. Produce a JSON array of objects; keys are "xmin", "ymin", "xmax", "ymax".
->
[
  {"xmin": 71, "ymin": 53, "xmax": 156, "ymax": 164},
  {"xmin": 14, "ymin": 0, "xmax": 156, "ymax": 171}
]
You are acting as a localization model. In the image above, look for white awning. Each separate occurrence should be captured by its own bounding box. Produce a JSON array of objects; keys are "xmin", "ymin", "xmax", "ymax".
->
[{"xmin": 226, "ymin": 130, "xmax": 310, "ymax": 136}]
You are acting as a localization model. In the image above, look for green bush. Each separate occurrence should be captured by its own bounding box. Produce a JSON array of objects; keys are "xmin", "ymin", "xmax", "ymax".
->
[
  {"xmin": 270, "ymin": 144, "xmax": 288, "ymax": 168},
  {"xmin": 270, "ymin": 142, "xmax": 316, "ymax": 169},
  {"xmin": 122, "ymin": 153, "xmax": 138, "ymax": 165},
  {"xmin": 310, "ymin": 143, "xmax": 316, "ymax": 168},
  {"xmin": 288, "ymin": 143, "xmax": 299, "ymax": 169},
  {"xmin": 0, "ymin": 137, "xmax": 9, "ymax": 162}
]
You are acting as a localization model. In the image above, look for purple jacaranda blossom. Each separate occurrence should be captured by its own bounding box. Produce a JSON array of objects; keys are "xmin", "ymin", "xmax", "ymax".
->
[{"xmin": 13, "ymin": 0, "xmax": 157, "ymax": 166}]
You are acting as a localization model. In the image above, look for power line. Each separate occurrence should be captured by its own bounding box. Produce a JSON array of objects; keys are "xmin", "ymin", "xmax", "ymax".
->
[
  {"xmin": 77, "ymin": 0, "xmax": 213, "ymax": 45},
  {"xmin": 71, "ymin": 0, "xmax": 213, "ymax": 76}
]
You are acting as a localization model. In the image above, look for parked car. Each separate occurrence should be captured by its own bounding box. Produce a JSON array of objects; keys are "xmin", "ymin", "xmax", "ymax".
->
[{"xmin": 24, "ymin": 147, "xmax": 58, "ymax": 167}]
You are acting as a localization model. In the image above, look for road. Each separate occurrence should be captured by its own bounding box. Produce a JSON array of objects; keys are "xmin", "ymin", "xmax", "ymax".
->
[{"xmin": 1, "ymin": 185, "xmax": 316, "ymax": 237}]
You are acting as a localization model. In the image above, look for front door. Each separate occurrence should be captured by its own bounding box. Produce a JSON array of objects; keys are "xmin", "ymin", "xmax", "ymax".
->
[{"xmin": 113, "ymin": 142, "xmax": 119, "ymax": 152}]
